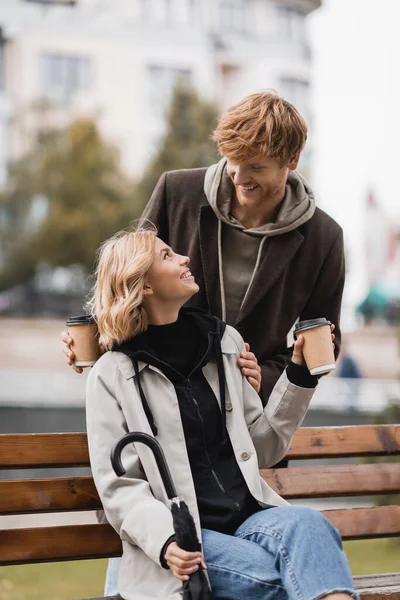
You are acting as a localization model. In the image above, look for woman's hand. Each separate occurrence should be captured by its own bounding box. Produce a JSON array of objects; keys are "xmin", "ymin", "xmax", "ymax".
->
[
  {"xmin": 164, "ymin": 541, "xmax": 206, "ymax": 581},
  {"xmin": 292, "ymin": 324, "xmax": 336, "ymax": 368},
  {"xmin": 238, "ymin": 343, "xmax": 262, "ymax": 393},
  {"xmin": 61, "ymin": 330, "xmax": 105, "ymax": 374}
]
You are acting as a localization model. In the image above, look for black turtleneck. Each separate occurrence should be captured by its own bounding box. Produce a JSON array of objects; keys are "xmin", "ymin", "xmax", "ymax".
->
[{"xmin": 143, "ymin": 313, "xmax": 207, "ymax": 377}]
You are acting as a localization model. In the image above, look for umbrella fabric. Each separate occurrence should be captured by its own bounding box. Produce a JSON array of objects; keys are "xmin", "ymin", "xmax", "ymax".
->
[
  {"xmin": 171, "ymin": 499, "xmax": 212, "ymax": 600},
  {"xmin": 111, "ymin": 432, "xmax": 212, "ymax": 600}
]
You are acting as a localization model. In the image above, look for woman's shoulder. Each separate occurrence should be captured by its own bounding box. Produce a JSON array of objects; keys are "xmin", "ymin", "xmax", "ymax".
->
[
  {"xmin": 221, "ymin": 324, "xmax": 245, "ymax": 354},
  {"xmin": 88, "ymin": 350, "xmax": 134, "ymax": 384}
]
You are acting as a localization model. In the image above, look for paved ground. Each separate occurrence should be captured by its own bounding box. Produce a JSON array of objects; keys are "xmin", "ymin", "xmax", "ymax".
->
[
  {"xmin": 0, "ymin": 317, "xmax": 399, "ymax": 408},
  {"xmin": 0, "ymin": 317, "xmax": 88, "ymax": 405}
]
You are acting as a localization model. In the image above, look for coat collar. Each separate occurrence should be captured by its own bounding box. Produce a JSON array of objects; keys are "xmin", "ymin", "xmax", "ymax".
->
[{"xmin": 114, "ymin": 330, "xmax": 237, "ymax": 381}]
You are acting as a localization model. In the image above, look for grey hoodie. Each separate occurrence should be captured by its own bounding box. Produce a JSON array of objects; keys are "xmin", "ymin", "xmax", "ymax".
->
[{"xmin": 204, "ymin": 158, "xmax": 316, "ymax": 324}]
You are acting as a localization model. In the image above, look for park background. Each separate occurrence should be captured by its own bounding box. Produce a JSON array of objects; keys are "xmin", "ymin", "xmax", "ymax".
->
[{"xmin": 0, "ymin": 0, "xmax": 399, "ymax": 598}]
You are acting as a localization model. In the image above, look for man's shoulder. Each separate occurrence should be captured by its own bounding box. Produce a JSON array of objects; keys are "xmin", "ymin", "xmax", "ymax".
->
[
  {"xmin": 164, "ymin": 166, "xmax": 208, "ymax": 187},
  {"xmin": 305, "ymin": 206, "xmax": 343, "ymax": 238}
]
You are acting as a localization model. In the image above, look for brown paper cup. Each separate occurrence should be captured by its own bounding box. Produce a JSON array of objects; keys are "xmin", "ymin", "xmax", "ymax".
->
[
  {"xmin": 66, "ymin": 317, "xmax": 100, "ymax": 367},
  {"xmin": 294, "ymin": 318, "xmax": 335, "ymax": 376}
]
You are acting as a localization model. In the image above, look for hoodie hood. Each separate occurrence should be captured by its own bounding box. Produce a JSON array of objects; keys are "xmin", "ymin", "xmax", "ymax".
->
[{"xmin": 204, "ymin": 157, "xmax": 316, "ymax": 237}]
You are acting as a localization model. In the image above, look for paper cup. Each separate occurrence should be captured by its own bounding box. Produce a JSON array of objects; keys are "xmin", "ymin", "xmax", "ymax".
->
[
  {"xmin": 294, "ymin": 318, "xmax": 335, "ymax": 375},
  {"xmin": 66, "ymin": 315, "xmax": 100, "ymax": 367}
]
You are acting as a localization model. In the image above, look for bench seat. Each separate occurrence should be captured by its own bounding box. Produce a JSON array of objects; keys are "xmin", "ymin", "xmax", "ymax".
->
[{"xmin": 1, "ymin": 424, "xmax": 399, "ymax": 599}]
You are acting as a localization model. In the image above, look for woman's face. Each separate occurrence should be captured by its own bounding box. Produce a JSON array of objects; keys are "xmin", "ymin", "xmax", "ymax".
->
[{"xmin": 145, "ymin": 237, "xmax": 199, "ymax": 303}]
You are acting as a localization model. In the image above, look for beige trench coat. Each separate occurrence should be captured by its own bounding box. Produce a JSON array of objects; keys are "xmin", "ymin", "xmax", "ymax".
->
[{"xmin": 86, "ymin": 325, "xmax": 315, "ymax": 600}]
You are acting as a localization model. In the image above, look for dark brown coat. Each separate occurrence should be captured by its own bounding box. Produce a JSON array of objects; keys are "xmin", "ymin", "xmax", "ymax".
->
[{"xmin": 142, "ymin": 167, "xmax": 345, "ymax": 400}]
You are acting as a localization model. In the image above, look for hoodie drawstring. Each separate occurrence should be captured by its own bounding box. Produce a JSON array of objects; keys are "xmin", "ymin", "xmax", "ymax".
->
[
  {"xmin": 211, "ymin": 329, "xmax": 227, "ymax": 439},
  {"xmin": 132, "ymin": 358, "xmax": 158, "ymax": 437}
]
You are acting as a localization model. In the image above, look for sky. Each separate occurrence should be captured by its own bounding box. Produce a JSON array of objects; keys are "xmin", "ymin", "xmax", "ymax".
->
[{"xmin": 308, "ymin": 0, "xmax": 400, "ymax": 318}]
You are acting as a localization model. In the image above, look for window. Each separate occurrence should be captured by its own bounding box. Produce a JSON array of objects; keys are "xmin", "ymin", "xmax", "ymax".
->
[
  {"xmin": 219, "ymin": 0, "xmax": 247, "ymax": 33},
  {"xmin": 276, "ymin": 5, "xmax": 306, "ymax": 43},
  {"xmin": 40, "ymin": 53, "xmax": 92, "ymax": 107},
  {"xmin": 0, "ymin": 29, "xmax": 5, "ymax": 91},
  {"xmin": 146, "ymin": 65, "xmax": 192, "ymax": 120},
  {"xmin": 279, "ymin": 77, "xmax": 310, "ymax": 124}
]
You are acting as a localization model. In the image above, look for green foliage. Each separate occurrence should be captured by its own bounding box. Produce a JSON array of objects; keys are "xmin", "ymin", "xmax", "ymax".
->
[
  {"xmin": 0, "ymin": 87, "xmax": 219, "ymax": 293},
  {"xmin": 0, "ymin": 118, "xmax": 136, "ymax": 292},
  {"xmin": 136, "ymin": 82, "xmax": 219, "ymax": 210}
]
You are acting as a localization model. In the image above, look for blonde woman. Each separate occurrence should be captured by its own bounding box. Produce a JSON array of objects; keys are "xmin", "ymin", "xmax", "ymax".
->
[{"xmin": 86, "ymin": 228, "xmax": 356, "ymax": 600}]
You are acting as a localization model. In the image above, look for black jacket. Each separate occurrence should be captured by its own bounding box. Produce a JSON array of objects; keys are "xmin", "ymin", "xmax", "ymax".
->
[
  {"xmin": 115, "ymin": 308, "xmax": 261, "ymax": 537},
  {"xmin": 141, "ymin": 168, "xmax": 344, "ymax": 401}
]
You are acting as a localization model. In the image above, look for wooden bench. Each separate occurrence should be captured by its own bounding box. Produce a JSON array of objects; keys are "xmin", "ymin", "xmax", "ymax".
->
[{"xmin": 0, "ymin": 424, "xmax": 399, "ymax": 600}]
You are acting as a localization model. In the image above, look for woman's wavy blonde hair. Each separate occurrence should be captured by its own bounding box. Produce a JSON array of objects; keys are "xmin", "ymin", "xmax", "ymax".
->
[{"xmin": 86, "ymin": 228, "xmax": 156, "ymax": 350}]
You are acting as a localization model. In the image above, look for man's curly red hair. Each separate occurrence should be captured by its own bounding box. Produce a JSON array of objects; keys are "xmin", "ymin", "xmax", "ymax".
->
[{"xmin": 212, "ymin": 90, "xmax": 308, "ymax": 167}]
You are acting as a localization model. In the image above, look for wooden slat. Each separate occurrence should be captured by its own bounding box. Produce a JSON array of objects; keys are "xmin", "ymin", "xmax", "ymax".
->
[
  {"xmin": 0, "ymin": 426, "xmax": 399, "ymax": 469},
  {"xmin": 0, "ymin": 524, "xmax": 121, "ymax": 565},
  {"xmin": 0, "ymin": 477, "xmax": 101, "ymax": 514},
  {"xmin": 77, "ymin": 576, "xmax": 400, "ymax": 600},
  {"xmin": 1, "ymin": 462, "xmax": 399, "ymax": 515},
  {"xmin": 354, "ymin": 574, "xmax": 400, "ymax": 600},
  {"xmin": 261, "ymin": 463, "xmax": 400, "ymax": 498},
  {"xmin": 358, "ymin": 588, "xmax": 400, "ymax": 600},
  {"xmin": 287, "ymin": 425, "xmax": 400, "ymax": 459},
  {"xmin": 0, "ymin": 433, "xmax": 89, "ymax": 468},
  {"xmin": 1, "ymin": 507, "xmax": 399, "ymax": 565},
  {"xmin": 322, "ymin": 506, "xmax": 400, "ymax": 540}
]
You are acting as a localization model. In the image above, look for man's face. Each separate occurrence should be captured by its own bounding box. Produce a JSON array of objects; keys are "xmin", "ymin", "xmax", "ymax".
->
[{"xmin": 226, "ymin": 154, "xmax": 295, "ymax": 211}]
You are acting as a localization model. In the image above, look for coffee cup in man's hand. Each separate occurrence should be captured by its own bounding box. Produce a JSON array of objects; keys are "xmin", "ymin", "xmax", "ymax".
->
[{"xmin": 293, "ymin": 318, "xmax": 335, "ymax": 376}]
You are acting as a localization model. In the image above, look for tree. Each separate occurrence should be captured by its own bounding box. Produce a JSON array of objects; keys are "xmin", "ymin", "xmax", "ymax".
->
[
  {"xmin": 136, "ymin": 82, "xmax": 220, "ymax": 210},
  {"xmin": 0, "ymin": 117, "xmax": 136, "ymax": 292}
]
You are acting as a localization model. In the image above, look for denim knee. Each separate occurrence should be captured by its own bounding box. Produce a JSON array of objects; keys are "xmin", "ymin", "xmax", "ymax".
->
[{"xmin": 289, "ymin": 506, "xmax": 343, "ymax": 545}]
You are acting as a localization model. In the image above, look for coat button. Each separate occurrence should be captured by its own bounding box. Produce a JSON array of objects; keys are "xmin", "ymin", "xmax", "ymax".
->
[
  {"xmin": 225, "ymin": 402, "xmax": 233, "ymax": 412},
  {"xmin": 241, "ymin": 451, "xmax": 250, "ymax": 461}
]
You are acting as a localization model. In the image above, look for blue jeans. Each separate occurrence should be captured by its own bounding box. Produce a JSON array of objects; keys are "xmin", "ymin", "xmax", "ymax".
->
[{"xmin": 104, "ymin": 506, "xmax": 358, "ymax": 600}]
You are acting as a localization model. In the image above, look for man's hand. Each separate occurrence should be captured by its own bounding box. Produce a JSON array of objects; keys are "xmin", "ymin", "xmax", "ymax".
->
[
  {"xmin": 164, "ymin": 541, "xmax": 206, "ymax": 581},
  {"xmin": 238, "ymin": 343, "xmax": 261, "ymax": 393},
  {"xmin": 61, "ymin": 330, "xmax": 105, "ymax": 374},
  {"xmin": 292, "ymin": 324, "xmax": 336, "ymax": 368}
]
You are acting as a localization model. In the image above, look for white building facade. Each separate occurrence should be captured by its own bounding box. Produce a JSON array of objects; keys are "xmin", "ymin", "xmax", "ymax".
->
[{"xmin": 0, "ymin": 0, "xmax": 321, "ymax": 181}]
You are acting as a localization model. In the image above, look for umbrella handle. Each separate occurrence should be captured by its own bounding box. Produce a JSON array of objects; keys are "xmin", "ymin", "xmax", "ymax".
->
[{"xmin": 110, "ymin": 431, "xmax": 178, "ymax": 500}]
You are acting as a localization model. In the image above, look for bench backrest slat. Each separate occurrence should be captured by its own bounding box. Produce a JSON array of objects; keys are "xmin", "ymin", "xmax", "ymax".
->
[
  {"xmin": 1, "ymin": 462, "xmax": 399, "ymax": 514},
  {"xmin": 261, "ymin": 463, "xmax": 400, "ymax": 499},
  {"xmin": 0, "ymin": 425, "xmax": 399, "ymax": 469},
  {"xmin": 0, "ymin": 524, "xmax": 121, "ymax": 565},
  {"xmin": 1, "ymin": 505, "xmax": 399, "ymax": 566},
  {"xmin": 0, "ymin": 477, "xmax": 101, "ymax": 514},
  {"xmin": 0, "ymin": 433, "xmax": 89, "ymax": 468}
]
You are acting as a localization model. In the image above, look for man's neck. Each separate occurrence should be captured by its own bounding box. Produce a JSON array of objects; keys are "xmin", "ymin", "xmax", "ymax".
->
[{"xmin": 230, "ymin": 190, "xmax": 285, "ymax": 229}]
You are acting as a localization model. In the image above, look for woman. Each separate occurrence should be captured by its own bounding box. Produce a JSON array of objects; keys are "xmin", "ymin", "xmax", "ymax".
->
[{"xmin": 86, "ymin": 228, "xmax": 357, "ymax": 600}]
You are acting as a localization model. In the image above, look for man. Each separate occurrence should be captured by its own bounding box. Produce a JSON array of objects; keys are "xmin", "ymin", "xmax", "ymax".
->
[
  {"xmin": 138, "ymin": 90, "xmax": 344, "ymax": 400},
  {"xmin": 62, "ymin": 90, "xmax": 344, "ymax": 598},
  {"xmin": 64, "ymin": 91, "xmax": 344, "ymax": 400}
]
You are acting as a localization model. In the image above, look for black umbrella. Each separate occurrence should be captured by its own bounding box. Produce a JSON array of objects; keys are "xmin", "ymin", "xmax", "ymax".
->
[{"xmin": 111, "ymin": 431, "xmax": 212, "ymax": 600}]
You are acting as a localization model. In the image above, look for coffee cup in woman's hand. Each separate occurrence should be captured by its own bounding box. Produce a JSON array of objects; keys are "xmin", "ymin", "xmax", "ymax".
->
[{"xmin": 61, "ymin": 326, "xmax": 105, "ymax": 374}]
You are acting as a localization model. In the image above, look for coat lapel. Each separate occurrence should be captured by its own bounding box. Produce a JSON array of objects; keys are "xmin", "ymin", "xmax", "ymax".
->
[
  {"xmin": 198, "ymin": 205, "xmax": 222, "ymax": 317},
  {"xmin": 236, "ymin": 229, "xmax": 304, "ymax": 325}
]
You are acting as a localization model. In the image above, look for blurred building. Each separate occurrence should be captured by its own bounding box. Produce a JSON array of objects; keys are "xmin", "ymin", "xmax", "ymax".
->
[{"xmin": 0, "ymin": 0, "xmax": 320, "ymax": 182}]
